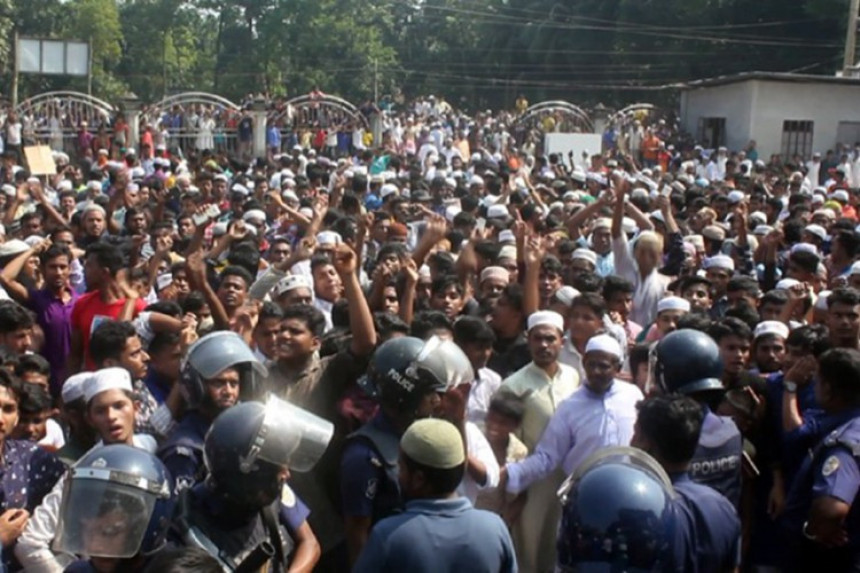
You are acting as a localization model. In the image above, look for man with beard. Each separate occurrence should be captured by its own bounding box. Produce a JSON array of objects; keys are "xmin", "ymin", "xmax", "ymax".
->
[
  {"xmin": 477, "ymin": 266, "xmax": 509, "ymax": 315},
  {"xmin": 495, "ymin": 311, "xmax": 579, "ymax": 573},
  {"xmin": 158, "ymin": 331, "xmax": 267, "ymax": 493},
  {"xmin": 0, "ymin": 241, "xmax": 77, "ymax": 395}
]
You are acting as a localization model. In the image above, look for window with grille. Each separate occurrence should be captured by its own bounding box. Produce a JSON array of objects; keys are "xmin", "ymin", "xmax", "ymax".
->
[
  {"xmin": 781, "ymin": 120, "xmax": 814, "ymax": 159},
  {"xmin": 697, "ymin": 117, "xmax": 726, "ymax": 149}
]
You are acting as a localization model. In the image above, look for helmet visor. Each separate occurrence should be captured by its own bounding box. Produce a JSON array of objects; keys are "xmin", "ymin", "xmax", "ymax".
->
[
  {"xmin": 416, "ymin": 336, "xmax": 474, "ymax": 390},
  {"xmin": 53, "ymin": 471, "xmax": 164, "ymax": 558},
  {"xmin": 239, "ymin": 395, "xmax": 334, "ymax": 473},
  {"xmin": 557, "ymin": 446, "xmax": 675, "ymax": 504}
]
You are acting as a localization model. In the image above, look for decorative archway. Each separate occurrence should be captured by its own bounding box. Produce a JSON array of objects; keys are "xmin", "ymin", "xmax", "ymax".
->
[
  {"xmin": 275, "ymin": 94, "xmax": 369, "ymax": 131},
  {"xmin": 514, "ymin": 100, "xmax": 595, "ymax": 135},
  {"xmin": 15, "ymin": 91, "xmax": 116, "ymax": 153},
  {"xmin": 606, "ymin": 103, "xmax": 662, "ymax": 129},
  {"xmin": 143, "ymin": 92, "xmax": 243, "ymax": 155}
]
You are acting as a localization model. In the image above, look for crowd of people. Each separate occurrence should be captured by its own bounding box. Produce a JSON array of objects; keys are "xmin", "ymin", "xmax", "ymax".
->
[{"xmin": 0, "ymin": 92, "xmax": 855, "ymax": 572}]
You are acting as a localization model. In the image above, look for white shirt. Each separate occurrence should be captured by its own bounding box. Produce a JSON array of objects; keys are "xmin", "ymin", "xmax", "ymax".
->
[
  {"xmin": 38, "ymin": 419, "xmax": 65, "ymax": 451},
  {"xmin": 466, "ymin": 367, "xmax": 502, "ymax": 427},
  {"xmin": 458, "ymin": 422, "xmax": 500, "ymax": 504},
  {"xmin": 506, "ymin": 380, "xmax": 643, "ymax": 494},
  {"xmin": 612, "ymin": 234, "xmax": 672, "ymax": 327}
]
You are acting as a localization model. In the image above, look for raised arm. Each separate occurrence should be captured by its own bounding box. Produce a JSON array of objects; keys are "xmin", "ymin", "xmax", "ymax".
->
[
  {"xmin": 0, "ymin": 240, "xmax": 51, "ymax": 303},
  {"xmin": 522, "ymin": 233, "xmax": 544, "ymax": 316},
  {"xmin": 333, "ymin": 244, "xmax": 377, "ymax": 357},
  {"xmin": 186, "ymin": 249, "xmax": 230, "ymax": 331}
]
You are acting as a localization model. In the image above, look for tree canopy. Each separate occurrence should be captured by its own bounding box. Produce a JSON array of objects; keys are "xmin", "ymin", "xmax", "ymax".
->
[{"xmin": 2, "ymin": 0, "xmax": 851, "ymax": 109}]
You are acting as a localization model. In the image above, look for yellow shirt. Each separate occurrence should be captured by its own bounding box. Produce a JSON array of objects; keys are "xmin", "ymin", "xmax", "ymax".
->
[{"xmin": 497, "ymin": 362, "xmax": 580, "ymax": 451}]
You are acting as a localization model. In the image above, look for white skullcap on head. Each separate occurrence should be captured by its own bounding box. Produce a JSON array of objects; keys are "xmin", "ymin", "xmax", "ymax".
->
[
  {"xmin": 657, "ymin": 296, "xmax": 691, "ymax": 314},
  {"xmin": 804, "ymin": 224, "xmax": 828, "ymax": 241},
  {"xmin": 418, "ymin": 264, "xmax": 431, "ymax": 280},
  {"xmin": 242, "ymin": 209, "xmax": 266, "ymax": 223},
  {"xmin": 470, "ymin": 175, "xmax": 484, "ymax": 186},
  {"xmin": 61, "ymin": 372, "xmax": 92, "ymax": 404},
  {"xmin": 554, "ymin": 285, "xmax": 580, "ymax": 307},
  {"xmin": 84, "ymin": 367, "xmax": 132, "ymax": 404},
  {"xmin": 585, "ymin": 334, "xmax": 622, "ymax": 359},
  {"xmin": 775, "ymin": 278, "xmax": 801, "ymax": 290},
  {"xmin": 316, "ymin": 231, "xmax": 342, "ymax": 246},
  {"xmin": 380, "ymin": 183, "xmax": 399, "ymax": 199},
  {"xmin": 498, "ymin": 245, "xmax": 517, "ymax": 260},
  {"xmin": 480, "ymin": 266, "xmax": 509, "ymax": 285},
  {"xmin": 727, "ymin": 190, "xmax": 745, "ymax": 204},
  {"xmin": 754, "ymin": 320, "xmax": 789, "ymax": 340},
  {"xmin": 832, "ymin": 190, "xmax": 850, "ymax": 203},
  {"xmin": 82, "ymin": 203, "xmax": 106, "ymax": 216},
  {"xmin": 487, "ymin": 205, "xmax": 509, "ymax": 219},
  {"xmin": 753, "ymin": 225, "xmax": 773, "ymax": 236},
  {"xmin": 445, "ymin": 205, "xmax": 461, "ymax": 223},
  {"xmin": 592, "ymin": 217, "xmax": 612, "ymax": 231},
  {"xmin": 274, "ymin": 274, "xmax": 313, "ymax": 297},
  {"xmin": 790, "ymin": 242, "xmax": 819, "ymax": 256},
  {"xmin": 703, "ymin": 254, "xmax": 735, "ymax": 271},
  {"xmin": 571, "ymin": 248, "xmax": 597, "ymax": 265},
  {"xmin": 498, "ymin": 230, "xmax": 516, "ymax": 244},
  {"xmin": 850, "ymin": 261, "xmax": 860, "ymax": 276},
  {"xmin": 282, "ymin": 190, "xmax": 300, "ymax": 203},
  {"xmin": 57, "ymin": 180, "xmax": 73, "ymax": 192},
  {"xmin": 299, "ymin": 207, "xmax": 314, "ymax": 219},
  {"xmin": 527, "ymin": 310, "xmax": 564, "ymax": 333}
]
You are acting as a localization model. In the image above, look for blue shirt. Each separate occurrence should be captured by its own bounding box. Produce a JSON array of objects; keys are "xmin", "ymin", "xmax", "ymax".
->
[
  {"xmin": 0, "ymin": 440, "xmax": 65, "ymax": 513},
  {"xmin": 668, "ymin": 473, "xmax": 741, "ymax": 573},
  {"xmin": 353, "ymin": 497, "xmax": 517, "ymax": 573},
  {"xmin": 142, "ymin": 369, "xmax": 172, "ymax": 404},
  {"xmin": 158, "ymin": 411, "xmax": 211, "ymax": 493},
  {"xmin": 689, "ymin": 410, "xmax": 742, "ymax": 508}
]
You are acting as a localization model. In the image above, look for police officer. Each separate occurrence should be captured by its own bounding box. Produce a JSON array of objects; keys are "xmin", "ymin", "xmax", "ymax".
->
[
  {"xmin": 556, "ymin": 447, "xmax": 676, "ymax": 571},
  {"xmin": 340, "ymin": 335, "xmax": 473, "ymax": 566},
  {"xmin": 654, "ymin": 329, "xmax": 743, "ymax": 508},
  {"xmin": 782, "ymin": 348, "xmax": 860, "ymax": 571},
  {"xmin": 53, "ymin": 444, "xmax": 175, "ymax": 573},
  {"xmin": 172, "ymin": 395, "xmax": 331, "ymax": 572},
  {"xmin": 157, "ymin": 331, "xmax": 267, "ymax": 492},
  {"xmin": 631, "ymin": 394, "xmax": 741, "ymax": 571}
]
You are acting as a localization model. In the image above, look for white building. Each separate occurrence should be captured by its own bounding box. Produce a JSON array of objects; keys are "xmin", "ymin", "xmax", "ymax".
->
[{"xmin": 679, "ymin": 72, "xmax": 860, "ymax": 159}]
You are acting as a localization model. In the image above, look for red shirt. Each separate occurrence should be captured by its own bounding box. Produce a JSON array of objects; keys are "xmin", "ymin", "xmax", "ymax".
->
[{"xmin": 71, "ymin": 291, "xmax": 145, "ymax": 370}]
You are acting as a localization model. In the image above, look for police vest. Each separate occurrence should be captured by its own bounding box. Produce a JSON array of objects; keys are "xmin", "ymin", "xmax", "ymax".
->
[
  {"xmin": 347, "ymin": 422, "xmax": 403, "ymax": 524},
  {"xmin": 157, "ymin": 432, "xmax": 207, "ymax": 492},
  {"xmin": 689, "ymin": 413, "xmax": 743, "ymax": 508},
  {"xmin": 176, "ymin": 490, "xmax": 294, "ymax": 572}
]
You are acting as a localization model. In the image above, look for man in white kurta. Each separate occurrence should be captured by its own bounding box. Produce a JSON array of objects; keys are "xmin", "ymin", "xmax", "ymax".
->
[
  {"xmin": 496, "ymin": 311, "xmax": 579, "ymax": 573},
  {"xmin": 502, "ymin": 334, "xmax": 643, "ymax": 573}
]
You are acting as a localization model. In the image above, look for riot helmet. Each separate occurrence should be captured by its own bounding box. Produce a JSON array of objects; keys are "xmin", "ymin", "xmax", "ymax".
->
[
  {"xmin": 556, "ymin": 447, "xmax": 676, "ymax": 572},
  {"xmin": 179, "ymin": 331, "xmax": 268, "ymax": 408},
  {"xmin": 653, "ymin": 329, "xmax": 724, "ymax": 396},
  {"xmin": 203, "ymin": 395, "xmax": 333, "ymax": 509},
  {"xmin": 362, "ymin": 335, "xmax": 474, "ymax": 411},
  {"xmin": 53, "ymin": 445, "xmax": 174, "ymax": 559}
]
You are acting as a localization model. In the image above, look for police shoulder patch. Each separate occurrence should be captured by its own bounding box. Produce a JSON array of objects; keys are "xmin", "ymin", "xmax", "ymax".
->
[
  {"xmin": 822, "ymin": 455, "xmax": 841, "ymax": 477},
  {"xmin": 281, "ymin": 484, "xmax": 296, "ymax": 508}
]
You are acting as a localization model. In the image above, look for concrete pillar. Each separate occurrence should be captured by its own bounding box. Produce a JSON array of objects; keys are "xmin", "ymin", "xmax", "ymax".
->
[
  {"xmin": 119, "ymin": 93, "xmax": 142, "ymax": 150},
  {"xmin": 250, "ymin": 96, "xmax": 268, "ymax": 159}
]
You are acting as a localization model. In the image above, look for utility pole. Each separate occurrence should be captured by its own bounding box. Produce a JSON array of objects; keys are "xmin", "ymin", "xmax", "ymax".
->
[
  {"xmin": 11, "ymin": 29, "xmax": 18, "ymax": 107},
  {"xmin": 373, "ymin": 58, "xmax": 378, "ymax": 103},
  {"xmin": 845, "ymin": 0, "xmax": 860, "ymax": 73}
]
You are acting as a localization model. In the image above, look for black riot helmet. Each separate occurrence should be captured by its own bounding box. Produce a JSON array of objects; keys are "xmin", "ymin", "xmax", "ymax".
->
[
  {"xmin": 362, "ymin": 336, "xmax": 474, "ymax": 412},
  {"xmin": 654, "ymin": 329, "xmax": 724, "ymax": 396},
  {"xmin": 203, "ymin": 395, "xmax": 333, "ymax": 511},
  {"xmin": 557, "ymin": 447, "xmax": 676, "ymax": 572}
]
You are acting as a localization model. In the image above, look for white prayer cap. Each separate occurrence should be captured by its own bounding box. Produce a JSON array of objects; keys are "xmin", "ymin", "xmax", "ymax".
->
[
  {"xmin": 775, "ymin": 278, "xmax": 801, "ymax": 290},
  {"xmin": 498, "ymin": 245, "xmax": 517, "ymax": 260},
  {"xmin": 242, "ymin": 209, "xmax": 266, "ymax": 224},
  {"xmin": 57, "ymin": 180, "xmax": 73, "ymax": 192},
  {"xmin": 274, "ymin": 274, "xmax": 313, "ymax": 297},
  {"xmin": 657, "ymin": 296, "xmax": 690, "ymax": 314},
  {"xmin": 480, "ymin": 266, "xmax": 509, "ymax": 285},
  {"xmin": 299, "ymin": 207, "xmax": 314, "ymax": 219},
  {"xmin": 469, "ymin": 175, "xmax": 484, "ymax": 186},
  {"xmin": 649, "ymin": 210, "xmax": 665, "ymax": 224},
  {"xmin": 231, "ymin": 184, "xmax": 250, "ymax": 196},
  {"xmin": 282, "ymin": 190, "xmax": 300, "ymax": 203},
  {"xmin": 61, "ymin": 372, "xmax": 92, "ymax": 404},
  {"xmin": 749, "ymin": 211, "xmax": 767, "ymax": 226},
  {"xmin": 832, "ymin": 190, "xmax": 850, "ymax": 204},
  {"xmin": 621, "ymin": 217, "xmax": 637, "ymax": 235},
  {"xmin": 592, "ymin": 218, "xmax": 612, "ymax": 231},
  {"xmin": 481, "ymin": 194, "xmax": 499, "ymax": 207},
  {"xmin": 84, "ymin": 367, "xmax": 133, "ymax": 404},
  {"xmin": 23, "ymin": 235, "xmax": 43, "ymax": 248},
  {"xmin": 487, "ymin": 205, "xmax": 509, "ymax": 219},
  {"xmin": 82, "ymin": 203, "xmax": 107, "ymax": 216},
  {"xmin": 445, "ymin": 205, "xmax": 461, "ymax": 223},
  {"xmin": 213, "ymin": 174, "xmax": 229, "ymax": 182},
  {"xmin": 418, "ymin": 264, "xmax": 432, "ymax": 280},
  {"xmin": 850, "ymin": 261, "xmax": 860, "ymax": 276},
  {"xmin": 803, "ymin": 224, "xmax": 827, "ymax": 242},
  {"xmin": 380, "ymin": 183, "xmax": 399, "ymax": 199},
  {"xmin": 790, "ymin": 242, "xmax": 819, "ymax": 256},
  {"xmin": 571, "ymin": 248, "xmax": 597, "ymax": 266},
  {"xmin": 498, "ymin": 230, "xmax": 516, "ymax": 244},
  {"xmin": 554, "ymin": 285, "xmax": 581, "ymax": 308},
  {"xmin": 527, "ymin": 310, "xmax": 564, "ymax": 333},
  {"xmin": 585, "ymin": 334, "xmax": 623, "ymax": 359},
  {"xmin": 754, "ymin": 320, "xmax": 789, "ymax": 340},
  {"xmin": 316, "ymin": 231, "xmax": 342, "ymax": 246},
  {"xmin": 570, "ymin": 169, "xmax": 587, "ymax": 183},
  {"xmin": 212, "ymin": 222, "xmax": 228, "ymax": 237},
  {"xmin": 703, "ymin": 254, "xmax": 735, "ymax": 271},
  {"xmin": 727, "ymin": 190, "xmax": 745, "ymax": 204},
  {"xmin": 753, "ymin": 225, "xmax": 773, "ymax": 236}
]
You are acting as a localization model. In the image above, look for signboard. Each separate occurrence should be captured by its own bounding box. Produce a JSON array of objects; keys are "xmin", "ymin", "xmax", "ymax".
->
[
  {"xmin": 17, "ymin": 38, "xmax": 90, "ymax": 77},
  {"xmin": 24, "ymin": 146, "xmax": 57, "ymax": 176},
  {"xmin": 544, "ymin": 133, "xmax": 603, "ymax": 162}
]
